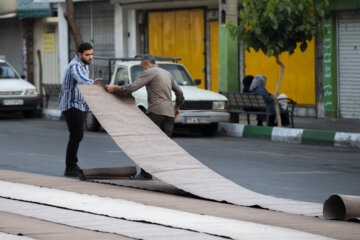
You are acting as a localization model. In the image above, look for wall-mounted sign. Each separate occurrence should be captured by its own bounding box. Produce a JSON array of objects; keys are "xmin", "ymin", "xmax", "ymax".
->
[
  {"xmin": 42, "ymin": 34, "xmax": 54, "ymax": 53},
  {"xmin": 322, "ymin": 19, "xmax": 333, "ymax": 112}
]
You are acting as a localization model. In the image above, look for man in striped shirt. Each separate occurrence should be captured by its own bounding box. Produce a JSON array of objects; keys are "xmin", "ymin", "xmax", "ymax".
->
[{"xmin": 59, "ymin": 42, "xmax": 101, "ymax": 177}]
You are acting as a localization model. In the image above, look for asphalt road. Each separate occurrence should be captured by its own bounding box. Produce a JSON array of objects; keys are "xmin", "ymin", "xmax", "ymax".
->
[{"xmin": 1, "ymin": 114, "xmax": 359, "ymax": 204}]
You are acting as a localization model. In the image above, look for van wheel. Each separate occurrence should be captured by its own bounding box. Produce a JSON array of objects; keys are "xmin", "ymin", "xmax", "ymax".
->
[
  {"xmin": 138, "ymin": 106, "xmax": 146, "ymax": 113},
  {"xmin": 23, "ymin": 110, "xmax": 35, "ymax": 118},
  {"xmin": 201, "ymin": 123, "xmax": 218, "ymax": 136},
  {"xmin": 85, "ymin": 112, "xmax": 100, "ymax": 131}
]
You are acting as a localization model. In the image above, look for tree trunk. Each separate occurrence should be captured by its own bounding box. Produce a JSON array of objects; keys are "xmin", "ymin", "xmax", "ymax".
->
[
  {"xmin": 274, "ymin": 55, "xmax": 285, "ymax": 127},
  {"xmin": 64, "ymin": 0, "xmax": 82, "ymax": 49}
]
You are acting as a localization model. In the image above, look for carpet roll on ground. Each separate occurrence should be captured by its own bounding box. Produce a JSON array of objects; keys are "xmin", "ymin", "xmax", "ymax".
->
[
  {"xmin": 79, "ymin": 166, "xmax": 137, "ymax": 180},
  {"xmin": 323, "ymin": 194, "xmax": 360, "ymax": 221}
]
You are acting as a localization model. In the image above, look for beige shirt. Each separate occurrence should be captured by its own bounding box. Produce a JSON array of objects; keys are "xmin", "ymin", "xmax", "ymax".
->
[{"xmin": 121, "ymin": 66, "xmax": 184, "ymax": 117}]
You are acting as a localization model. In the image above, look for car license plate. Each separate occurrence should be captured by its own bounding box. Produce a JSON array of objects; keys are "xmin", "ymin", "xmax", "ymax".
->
[
  {"xmin": 184, "ymin": 117, "xmax": 210, "ymax": 124},
  {"xmin": 2, "ymin": 99, "xmax": 24, "ymax": 106}
]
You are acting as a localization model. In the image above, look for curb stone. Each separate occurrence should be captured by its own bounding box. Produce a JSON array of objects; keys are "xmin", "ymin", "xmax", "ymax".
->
[{"xmin": 218, "ymin": 122, "xmax": 360, "ymax": 149}]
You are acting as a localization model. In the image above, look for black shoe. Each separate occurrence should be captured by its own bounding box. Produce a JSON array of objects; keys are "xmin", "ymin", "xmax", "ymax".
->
[
  {"xmin": 132, "ymin": 174, "xmax": 151, "ymax": 180},
  {"xmin": 140, "ymin": 169, "xmax": 152, "ymax": 179},
  {"xmin": 64, "ymin": 165, "xmax": 80, "ymax": 177}
]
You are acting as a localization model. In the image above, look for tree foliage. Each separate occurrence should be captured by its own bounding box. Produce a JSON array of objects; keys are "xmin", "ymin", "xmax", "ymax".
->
[{"xmin": 227, "ymin": 0, "xmax": 330, "ymax": 57}]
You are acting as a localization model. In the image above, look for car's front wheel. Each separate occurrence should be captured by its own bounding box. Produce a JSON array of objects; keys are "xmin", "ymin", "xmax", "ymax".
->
[
  {"xmin": 85, "ymin": 112, "xmax": 100, "ymax": 131},
  {"xmin": 23, "ymin": 110, "xmax": 35, "ymax": 118},
  {"xmin": 201, "ymin": 123, "xmax": 218, "ymax": 136}
]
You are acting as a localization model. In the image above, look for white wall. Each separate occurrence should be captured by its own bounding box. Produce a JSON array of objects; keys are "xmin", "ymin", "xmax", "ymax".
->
[
  {"xmin": 114, "ymin": 4, "xmax": 138, "ymax": 58},
  {"xmin": 57, "ymin": 2, "xmax": 68, "ymax": 83}
]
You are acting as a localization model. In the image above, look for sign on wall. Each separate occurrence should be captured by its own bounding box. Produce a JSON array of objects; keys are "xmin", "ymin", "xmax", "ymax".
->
[
  {"xmin": 42, "ymin": 34, "xmax": 54, "ymax": 53},
  {"xmin": 322, "ymin": 19, "xmax": 334, "ymax": 112}
]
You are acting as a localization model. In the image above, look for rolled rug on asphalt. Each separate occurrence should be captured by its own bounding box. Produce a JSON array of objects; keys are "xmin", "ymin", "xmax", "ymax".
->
[
  {"xmin": 323, "ymin": 194, "xmax": 360, "ymax": 221},
  {"xmin": 77, "ymin": 85, "xmax": 322, "ymax": 217},
  {"xmin": 79, "ymin": 166, "xmax": 137, "ymax": 180}
]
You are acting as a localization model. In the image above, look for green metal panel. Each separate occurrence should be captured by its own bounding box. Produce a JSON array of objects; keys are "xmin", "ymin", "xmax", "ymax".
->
[
  {"xmin": 17, "ymin": 0, "xmax": 50, "ymax": 19},
  {"xmin": 330, "ymin": 0, "xmax": 360, "ymax": 11},
  {"xmin": 218, "ymin": 25, "xmax": 238, "ymax": 92},
  {"xmin": 322, "ymin": 13, "xmax": 338, "ymax": 118}
]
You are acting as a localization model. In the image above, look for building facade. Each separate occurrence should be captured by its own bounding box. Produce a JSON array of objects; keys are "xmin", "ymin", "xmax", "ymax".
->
[
  {"xmin": 322, "ymin": 0, "xmax": 360, "ymax": 119},
  {"xmin": 33, "ymin": 0, "xmax": 360, "ymax": 119}
]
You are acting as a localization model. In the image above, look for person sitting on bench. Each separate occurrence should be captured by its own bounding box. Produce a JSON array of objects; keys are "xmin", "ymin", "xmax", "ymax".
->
[{"xmin": 249, "ymin": 75, "xmax": 290, "ymax": 126}]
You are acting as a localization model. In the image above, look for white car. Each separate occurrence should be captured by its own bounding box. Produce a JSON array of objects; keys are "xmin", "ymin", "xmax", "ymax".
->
[
  {"xmin": 85, "ymin": 58, "xmax": 229, "ymax": 136},
  {"xmin": 0, "ymin": 58, "xmax": 40, "ymax": 117}
]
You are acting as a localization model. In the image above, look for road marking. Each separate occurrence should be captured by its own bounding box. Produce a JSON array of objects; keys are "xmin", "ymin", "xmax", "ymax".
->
[
  {"xmin": 104, "ymin": 150, "xmax": 124, "ymax": 153},
  {"xmin": 273, "ymin": 171, "xmax": 335, "ymax": 175}
]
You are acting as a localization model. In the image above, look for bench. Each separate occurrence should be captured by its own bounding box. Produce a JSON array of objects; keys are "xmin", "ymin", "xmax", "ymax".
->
[
  {"xmin": 42, "ymin": 83, "xmax": 61, "ymax": 108},
  {"xmin": 221, "ymin": 92, "xmax": 296, "ymax": 128}
]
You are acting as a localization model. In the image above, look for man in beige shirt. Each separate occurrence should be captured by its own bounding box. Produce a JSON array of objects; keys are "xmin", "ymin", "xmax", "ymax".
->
[{"xmin": 105, "ymin": 54, "xmax": 185, "ymax": 179}]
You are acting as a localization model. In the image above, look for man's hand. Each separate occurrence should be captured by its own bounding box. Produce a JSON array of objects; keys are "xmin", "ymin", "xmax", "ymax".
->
[
  {"xmin": 93, "ymin": 78, "xmax": 102, "ymax": 85},
  {"xmin": 174, "ymin": 106, "xmax": 180, "ymax": 119},
  {"xmin": 105, "ymin": 85, "xmax": 120, "ymax": 94}
]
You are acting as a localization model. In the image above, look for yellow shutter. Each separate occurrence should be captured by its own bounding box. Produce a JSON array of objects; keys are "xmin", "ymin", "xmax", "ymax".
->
[
  {"xmin": 148, "ymin": 10, "xmax": 205, "ymax": 89},
  {"xmin": 245, "ymin": 40, "xmax": 315, "ymax": 105}
]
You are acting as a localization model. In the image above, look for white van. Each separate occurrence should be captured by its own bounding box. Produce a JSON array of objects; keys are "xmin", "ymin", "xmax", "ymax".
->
[{"xmin": 85, "ymin": 58, "xmax": 229, "ymax": 136}]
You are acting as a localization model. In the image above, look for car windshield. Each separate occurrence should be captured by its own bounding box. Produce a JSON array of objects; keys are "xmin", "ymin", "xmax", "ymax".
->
[
  {"xmin": 0, "ymin": 62, "xmax": 20, "ymax": 79},
  {"xmin": 130, "ymin": 64, "xmax": 195, "ymax": 86}
]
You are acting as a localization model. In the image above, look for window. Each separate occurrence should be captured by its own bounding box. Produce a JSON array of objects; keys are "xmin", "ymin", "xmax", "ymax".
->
[
  {"xmin": 130, "ymin": 64, "xmax": 195, "ymax": 86},
  {"xmin": 114, "ymin": 67, "xmax": 129, "ymax": 85},
  {"xmin": 0, "ymin": 62, "xmax": 20, "ymax": 79}
]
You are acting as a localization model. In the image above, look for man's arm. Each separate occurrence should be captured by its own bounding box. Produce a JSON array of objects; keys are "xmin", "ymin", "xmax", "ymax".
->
[
  {"xmin": 171, "ymin": 77, "xmax": 184, "ymax": 119},
  {"xmin": 171, "ymin": 77, "xmax": 184, "ymax": 107},
  {"xmin": 106, "ymin": 70, "xmax": 153, "ymax": 94},
  {"xmin": 72, "ymin": 64, "xmax": 101, "ymax": 84}
]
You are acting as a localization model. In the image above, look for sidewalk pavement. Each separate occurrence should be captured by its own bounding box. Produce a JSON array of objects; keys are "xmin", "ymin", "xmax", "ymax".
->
[
  {"xmin": 42, "ymin": 108, "xmax": 360, "ymax": 149},
  {"xmin": 1, "ymin": 169, "xmax": 360, "ymax": 240}
]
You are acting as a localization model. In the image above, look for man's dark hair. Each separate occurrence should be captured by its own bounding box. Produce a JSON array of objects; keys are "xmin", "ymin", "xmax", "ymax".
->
[
  {"xmin": 77, "ymin": 42, "xmax": 93, "ymax": 54},
  {"xmin": 141, "ymin": 54, "xmax": 156, "ymax": 64}
]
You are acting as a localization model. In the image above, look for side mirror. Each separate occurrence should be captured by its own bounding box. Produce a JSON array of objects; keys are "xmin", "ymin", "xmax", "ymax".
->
[
  {"xmin": 194, "ymin": 79, "xmax": 201, "ymax": 86},
  {"xmin": 21, "ymin": 75, "xmax": 26, "ymax": 79},
  {"xmin": 117, "ymin": 80, "xmax": 126, "ymax": 86}
]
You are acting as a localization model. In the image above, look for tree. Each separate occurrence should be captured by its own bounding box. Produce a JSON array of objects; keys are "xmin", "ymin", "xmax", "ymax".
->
[
  {"xmin": 64, "ymin": 0, "xmax": 83, "ymax": 49},
  {"xmin": 227, "ymin": 0, "xmax": 329, "ymax": 126}
]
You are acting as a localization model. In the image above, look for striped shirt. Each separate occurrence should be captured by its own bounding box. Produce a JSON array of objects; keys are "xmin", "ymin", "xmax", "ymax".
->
[{"xmin": 58, "ymin": 55, "xmax": 94, "ymax": 111}]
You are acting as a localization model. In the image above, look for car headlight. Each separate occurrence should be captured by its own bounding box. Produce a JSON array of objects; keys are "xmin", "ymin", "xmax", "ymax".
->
[
  {"xmin": 212, "ymin": 101, "xmax": 225, "ymax": 110},
  {"xmin": 24, "ymin": 89, "xmax": 38, "ymax": 96}
]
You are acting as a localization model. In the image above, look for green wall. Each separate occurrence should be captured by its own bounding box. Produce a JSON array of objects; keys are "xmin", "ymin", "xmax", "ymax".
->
[
  {"xmin": 322, "ymin": 13, "xmax": 338, "ymax": 118},
  {"xmin": 218, "ymin": 25, "xmax": 239, "ymax": 92}
]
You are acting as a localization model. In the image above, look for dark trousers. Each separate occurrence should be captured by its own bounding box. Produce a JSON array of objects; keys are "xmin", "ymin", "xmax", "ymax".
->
[
  {"xmin": 147, "ymin": 112, "xmax": 175, "ymax": 137},
  {"xmin": 140, "ymin": 112, "xmax": 175, "ymax": 178},
  {"xmin": 63, "ymin": 108, "xmax": 85, "ymax": 169}
]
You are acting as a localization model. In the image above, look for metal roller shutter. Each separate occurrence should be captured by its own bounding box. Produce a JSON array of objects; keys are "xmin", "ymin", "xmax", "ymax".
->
[
  {"xmin": 69, "ymin": 1, "xmax": 114, "ymax": 82},
  {"xmin": 338, "ymin": 12, "xmax": 360, "ymax": 118}
]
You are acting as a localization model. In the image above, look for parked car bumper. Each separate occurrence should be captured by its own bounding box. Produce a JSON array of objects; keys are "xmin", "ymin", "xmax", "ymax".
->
[
  {"xmin": 0, "ymin": 96, "xmax": 40, "ymax": 111},
  {"xmin": 175, "ymin": 110, "xmax": 230, "ymax": 124}
]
